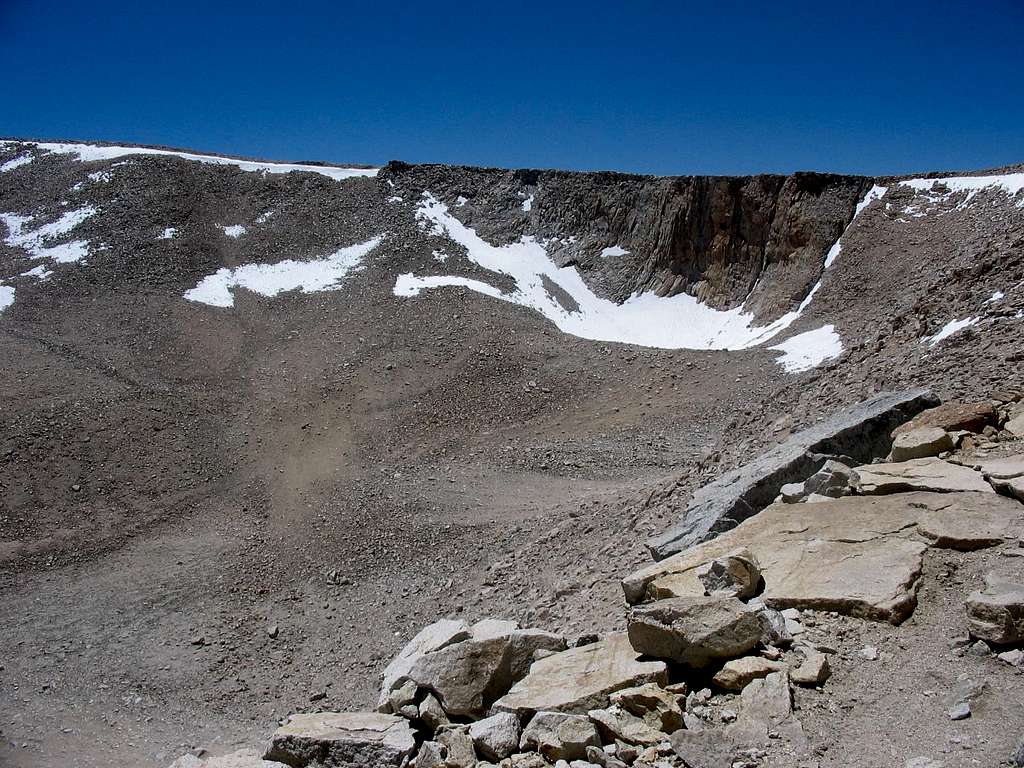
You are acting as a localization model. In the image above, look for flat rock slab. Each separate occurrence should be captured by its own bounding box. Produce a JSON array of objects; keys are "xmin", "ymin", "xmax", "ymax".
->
[
  {"xmin": 491, "ymin": 633, "xmax": 667, "ymax": 716},
  {"xmin": 857, "ymin": 457, "xmax": 993, "ymax": 495},
  {"xmin": 624, "ymin": 492, "xmax": 1023, "ymax": 623},
  {"xmin": 264, "ymin": 712, "xmax": 415, "ymax": 768},
  {"xmin": 975, "ymin": 454, "xmax": 1024, "ymax": 480},
  {"xmin": 916, "ymin": 493, "xmax": 1024, "ymax": 550},
  {"xmin": 648, "ymin": 389, "xmax": 937, "ymax": 560}
]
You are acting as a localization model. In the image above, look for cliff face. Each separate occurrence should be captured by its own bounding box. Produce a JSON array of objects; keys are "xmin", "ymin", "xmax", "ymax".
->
[{"xmin": 382, "ymin": 162, "xmax": 872, "ymax": 323}]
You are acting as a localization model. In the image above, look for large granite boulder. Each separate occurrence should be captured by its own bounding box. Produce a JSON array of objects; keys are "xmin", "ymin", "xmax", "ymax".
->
[
  {"xmin": 491, "ymin": 634, "xmax": 667, "ymax": 716},
  {"xmin": 647, "ymin": 389, "xmax": 938, "ymax": 559},
  {"xmin": 263, "ymin": 712, "xmax": 415, "ymax": 768},
  {"xmin": 626, "ymin": 596, "xmax": 765, "ymax": 667},
  {"xmin": 379, "ymin": 618, "xmax": 565, "ymax": 718},
  {"xmin": 625, "ymin": 492, "xmax": 1022, "ymax": 623},
  {"xmin": 857, "ymin": 457, "xmax": 993, "ymax": 495}
]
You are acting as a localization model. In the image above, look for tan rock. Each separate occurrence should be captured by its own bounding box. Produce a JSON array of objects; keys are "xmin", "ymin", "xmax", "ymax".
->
[
  {"xmin": 469, "ymin": 713, "xmax": 520, "ymax": 762},
  {"xmin": 264, "ymin": 712, "xmax": 415, "ymax": 768},
  {"xmin": 436, "ymin": 727, "xmax": 476, "ymax": 768},
  {"xmin": 888, "ymin": 427, "xmax": 954, "ymax": 462},
  {"xmin": 588, "ymin": 705, "xmax": 665, "ymax": 746},
  {"xmin": 857, "ymin": 458, "xmax": 993, "ymax": 495},
  {"xmin": 991, "ymin": 476, "xmax": 1024, "ymax": 503},
  {"xmin": 1006, "ymin": 412, "xmax": 1024, "ymax": 437},
  {"xmin": 519, "ymin": 711, "xmax": 600, "ymax": 762},
  {"xmin": 491, "ymin": 634, "xmax": 667, "ymax": 716},
  {"xmin": 378, "ymin": 619, "xmax": 470, "ymax": 711},
  {"xmin": 966, "ymin": 575, "xmax": 1024, "ymax": 644},
  {"xmin": 916, "ymin": 492, "xmax": 1023, "ymax": 550},
  {"xmin": 624, "ymin": 494, "xmax": 938, "ymax": 622},
  {"xmin": 976, "ymin": 453, "xmax": 1024, "ymax": 480},
  {"xmin": 790, "ymin": 651, "xmax": 831, "ymax": 686},
  {"xmin": 609, "ymin": 683, "xmax": 684, "ymax": 732},
  {"xmin": 627, "ymin": 596, "xmax": 765, "ymax": 668},
  {"xmin": 712, "ymin": 656, "xmax": 787, "ymax": 691},
  {"xmin": 725, "ymin": 671, "xmax": 805, "ymax": 748},
  {"xmin": 169, "ymin": 750, "xmax": 288, "ymax": 768},
  {"xmin": 892, "ymin": 401, "xmax": 995, "ymax": 436},
  {"xmin": 695, "ymin": 547, "xmax": 761, "ymax": 599}
]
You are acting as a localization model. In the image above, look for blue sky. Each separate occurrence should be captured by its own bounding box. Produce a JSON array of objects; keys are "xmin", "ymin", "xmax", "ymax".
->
[{"xmin": 2, "ymin": 1, "xmax": 1022, "ymax": 175}]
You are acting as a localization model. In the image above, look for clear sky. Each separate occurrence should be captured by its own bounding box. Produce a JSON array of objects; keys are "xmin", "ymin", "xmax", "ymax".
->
[{"xmin": 2, "ymin": 1, "xmax": 1022, "ymax": 176}]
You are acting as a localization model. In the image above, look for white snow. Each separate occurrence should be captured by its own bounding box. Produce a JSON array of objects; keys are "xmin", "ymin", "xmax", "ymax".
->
[
  {"xmin": 824, "ymin": 185, "xmax": 887, "ymax": 268},
  {"xmin": 158, "ymin": 227, "xmax": 178, "ymax": 240},
  {"xmin": 221, "ymin": 225, "xmax": 247, "ymax": 239},
  {"xmin": 393, "ymin": 184, "xmax": 887, "ymax": 352},
  {"xmin": 1, "ymin": 206, "xmax": 97, "ymax": 264},
  {"xmin": 20, "ymin": 264, "xmax": 52, "ymax": 279},
  {"xmin": 521, "ymin": 194, "xmax": 534, "ymax": 212},
  {"xmin": 900, "ymin": 171, "xmax": 1024, "ymax": 210},
  {"xmin": 0, "ymin": 285, "xmax": 14, "ymax": 312},
  {"xmin": 1, "ymin": 154, "xmax": 33, "ymax": 172},
  {"xmin": 87, "ymin": 170, "xmax": 112, "ymax": 183},
  {"xmin": 984, "ymin": 290, "xmax": 1004, "ymax": 304},
  {"xmin": 600, "ymin": 245, "xmax": 630, "ymax": 259},
  {"xmin": 431, "ymin": 249, "xmax": 449, "ymax": 263},
  {"xmin": 924, "ymin": 316, "xmax": 979, "ymax": 347},
  {"xmin": 185, "ymin": 236, "xmax": 383, "ymax": 308},
  {"xmin": 456, "ymin": 196, "xmax": 468, "ymax": 207},
  {"xmin": 255, "ymin": 210, "xmax": 275, "ymax": 224},
  {"xmin": 768, "ymin": 325, "xmax": 844, "ymax": 372},
  {"xmin": 388, "ymin": 196, "xmax": 404, "ymax": 203},
  {"xmin": 19, "ymin": 141, "xmax": 378, "ymax": 181}
]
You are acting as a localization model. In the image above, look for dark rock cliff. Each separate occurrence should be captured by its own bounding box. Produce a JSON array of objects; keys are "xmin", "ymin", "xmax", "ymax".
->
[{"xmin": 382, "ymin": 162, "xmax": 872, "ymax": 323}]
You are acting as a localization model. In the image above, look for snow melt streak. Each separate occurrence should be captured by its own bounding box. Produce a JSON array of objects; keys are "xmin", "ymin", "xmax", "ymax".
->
[{"xmin": 185, "ymin": 236, "xmax": 383, "ymax": 307}]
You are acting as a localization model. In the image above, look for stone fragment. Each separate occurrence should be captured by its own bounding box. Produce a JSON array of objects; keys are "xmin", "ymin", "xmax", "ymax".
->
[
  {"xmin": 469, "ymin": 713, "xmax": 521, "ymax": 762},
  {"xmin": 975, "ymin": 453, "xmax": 1024, "ymax": 480},
  {"xmin": 436, "ymin": 726, "xmax": 476, "ymax": 768},
  {"xmin": 711, "ymin": 656, "xmax": 786, "ymax": 691},
  {"xmin": 1006, "ymin": 412, "xmax": 1024, "ymax": 437},
  {"xmin": 789, "ymin": 650, "xmax": 830, "ymax": 686},
  {"xmin": 492, "ymin": 634, "xmax": 667, "ymax": 716},
  {"xmin": 264, "ymin": 712, "xmax": 415, "ymax": 768},
  {"xmin": 378, "ymin": 619, "xmax": 470, "ymax": 711},
  {"xmin": 626, "ymin": 596, "xmax": 764, "ymax": 668},
  {"xmin": 966, "ymin": 575, "xmax": 1024, "ymax": 644},
  {"xmin": 387, "ymin": 679, "xmax": 418, "ymax": 714},
  {"xmin": 670, "ymin": 729, "xmax": 737, "ymax": 768},
  {"xmin": 416, "ymin": 741, "xmax": 445, "ymax": 768},
  {"xmin": 998, "ymin": 649, "xmax": 1024, "ymax": 667},
  {"xmin": 779, "ymin": 482, "xmax": 805, "ymax": 503},
  {"xmin": 695, "ymin": 547, "xmax": 761, "ymax": 599},
  {"xmin": 857, "ymin": 458, "xmax": 993, "ymax": 495},
  {"xmin": 892, "ymin": 400, "xmax": 995, "ymax": 436},
  {"xmin": 889, "ymin": 428, "xmax": 954, "ymax": 462},
  {"xmin": 169, "ymin": 750, "xmax": 289, "ymax": 768},
  {"xmin": 915, "ymin": 492, "xmax": 1023, "ymax": 550},
  {"xmin": 407, "ymin": 634, "xmax": 512, "ymax": 717},
  {"xmin": 587, "ymin": 706, "xmax": 664, "ymax": 746},
  {"xmin": 726, "ymin": 671, "xmax": 804, "ymax": 747},
  {"xmin": 520, "ymin": 711, "xmax": 601, "ymax": 762},
  {"xmin": 418, "ymin": 692, "xmax": 448, "ymax": 731},
  {"xmin": 990, "ymin": 476, "xmax": 1024, "ymax": 503},
  {"xmin": 609, "ymin": 683, "xmax": 684, "ymax": 732},
  {"xmin": 803, "ymin": 459, "xmax": 860, "ymax": 497},
  {"xmin": 508, "ymin": 628, "xmax": 568, "ymax": 679},
  {"xmin": 648, "ymin": 389, "xmax": 938, "ymax": 559}
]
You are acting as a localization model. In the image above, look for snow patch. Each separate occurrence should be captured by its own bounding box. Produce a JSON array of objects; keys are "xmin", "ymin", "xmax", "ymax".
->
[
  {"xmin": 521, "ymin": 194, "xmax": 534, "ymax": 212},
  {"xmin": 21, "ymin": 141, "xmax": 378, "ymax": 181},
  {"xmin": 0, "ymin": 285, "xmax": 14, "ymax": 312},
  {"xmin": 255, "ymin": 210, "xmax": 274, "ymax": 224},
  {"xmin": 600, "ymin": 245, "xmax": 630, "ymax": 259},
  {"xmin": 158, "ymin": 227, "xmax": 178, "ymax": 240},
  {"xmin": 221, "ymin": 225, "xmax": 247, "ymax": 239},
  {"xmin": 1, "ymin": 154, "xmax": 33, "ymax": 173},
  {"xmin": 768, "ymin": 325, "xmax": 843, "ymax": 373},
  {"xmin": 185, "ymin": 236, "xmax": 383, "ymax": 308},
  {"xmin": 984, "ymin": 290, "xmax": 1004, "ymax": 304},
  {"xmin": 456, "ymin": 196, "xmax": 468, "ymax": 207},
  {"xmin": 899, "ymin": 171, "xmax": 1024, "ymax": 211},
  {"xmin": 1, "ymin": 206, "xmax": 96, "ymax": 264},
  {"xmin": 824, "ymin": 185, "xmax": 887, "ymax": 269},
  {"xmin": 924, "ymin": 316, "xmax": 979, "ymax": 347},
  {"xmin": 388, "ymin": 196, "xmax": 404, "ymax": 203},
  {"xmin": 431, "ymin": 249, "xmax": 449, "ymax": 263},
  {"xmin": 20, "ymin": 264, "xmax": 52, "ymax": 279}
]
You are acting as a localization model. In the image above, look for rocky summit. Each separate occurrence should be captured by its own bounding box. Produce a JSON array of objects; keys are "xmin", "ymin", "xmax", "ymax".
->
[{"xmin": 1, "ymin": 139, "xmax": 1024, "ymax": 768}]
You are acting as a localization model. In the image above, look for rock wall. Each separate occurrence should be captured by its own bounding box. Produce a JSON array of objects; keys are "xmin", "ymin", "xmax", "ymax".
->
[{"xmin": 382, "ymin": 162, "xmax": 872, "ymax": 323}]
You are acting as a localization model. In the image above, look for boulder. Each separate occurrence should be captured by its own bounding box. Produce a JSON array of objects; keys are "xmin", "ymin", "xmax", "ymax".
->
[
  {"xmin": 647, "ymin": 389, "xmax": 938, "ymax": 559},
  {"xmin": 857, "ymin": 458, "xmax": 993, "ymax": 495},
  {"xmin": 966, "ymin": 575, "xmax": 1024, "ymax": 644},
  {"xmin": 415, "ymin": 741, "xmax": 445, "ymax": 768},
  {"xmin": 169, "ymin": 751, "xmax": 288, "ymax": 768},
  {"xmin": 418, "ymin": 692, "xmax": 448, "ymax": 731},
  {"xmin": 378, "ymin": 619, "xmax": 470, "ymax": 711},
  {"xmin": 695, "ymin": 548, "xmax": 760, "ymax": 599},
  {"xmin": 892, "ymin": 400, "xmax": 996, "ymax": 436},
  {"xmin": 436, "ymin": 727, "xmax": 476, "ymax": 768},
  {"xmin": 469, "ymin": 713, "xmax": 521, "ymax": 762},
  {"xmin": 725, "ymin": 671, "xmax": 804, "ymax": 748},
  {"xmin": 587, "ymin": 705, "xmax": 664, "ymax": 746},
  {"xmin": 492, "ymin": 634, "xmax": 667, "ymax": 716},
  {"xmin": 519, "ymin": 711, "xmax": 600, "ymax": 762},
  {"xmin": 1006, "ymin": 412, "xmax": 1024, "ymax": 437},
  {"xmin": 626, "ymin": 596, "xmax": 765, "ymax": 667},
  {"xmin": 609, "ymin": 683, "xmax": 683, "ymax": 732},
  {"xmin": 888, "ymin": 428, "xmax": 954, "ymax": 462},
  {"xmin": 711, "ymin": 656, "xmax": 787, "ymax": 691},
  {"xmin": 670, "ymin": 729, "xmax": 738, "ymax": 768},
  {"xmin": 915, "ymin": 492, "xmax": 1023, "ymax": 550},
  {"xmin": 790, "ymin": 650, "xmax": 831, "ymax": 686},
  {"xmin": 264, "ymin": 712, "xmax": 416, "ymax": 768},
  {"xmin": 802, "ymin": 459, "xmax": 860, "ymax": 498}
]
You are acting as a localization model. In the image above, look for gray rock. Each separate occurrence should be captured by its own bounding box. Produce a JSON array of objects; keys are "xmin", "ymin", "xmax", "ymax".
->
[
  {"xmin": 378, "ymin": 619, "xmax": 471, "ymax": 711},
  {"xmin": 802, "ymin": 459, "xmax": 860, "ymax": 497},
  {"xmin": 264, "ymin": 712, "xmax": 415, "ymax": 768},
  {"xmin": 469, "ymin": 713, "xmax": 521, "ymax": 761},
  {"xmin": 415, "ymin": 741, "xmax": 445, "ymax": 768},
  {"xmin": 418, "ymin": 692, "xmax": 449, "ymax": 731},
  {"xmin": 609, "ymin": 683, "xmax": 684, "ymax": 732},
  {"xmin": 711, "ymin": 656, "xmax": 786, "ymax": 691},
  {"xmin": 726, "ymin": 671, "xmax": 805, "ymax": 748},
  {"xmin": 520, "ymin": 711, "xmax": 601, "ymax": 762},
  {"xmin": 670, "ymin": 729, "xmax": 738, "ymax": 768},
  {"xmin": 695, "ymin": 548, "xmax": 761, "ymax": 599},
  {"xmin": 888, "ymin": 427, "xmax": 954, "ymax": 462},
  {"xmin": 626, "ymin": 596, "xmax": 765, "ymax": 667},
  {"xmin": 1011, "ymin": 736, "xmax": 1024, "ymax": 767},
  {"xmin": 587, "ymin": 705, "xmax": 664, "ymax": 746},
  {"xmin": 436, "ymin": 726, "xmax": 475, "ymax": 768},
  {"xmin": 647, "ymin": 389, "xmax": 938, "ymax": 559},
  {"xmin": 790, "ymin": 649, "xmax": 830, "ymax": 686},
  {"xmin": 948, "ymin": 702, "xmax": 970, "ymax": 720},
  {"xmin": 966, "ymin": 575, "xmax": 1024, "ymax": 644}
]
